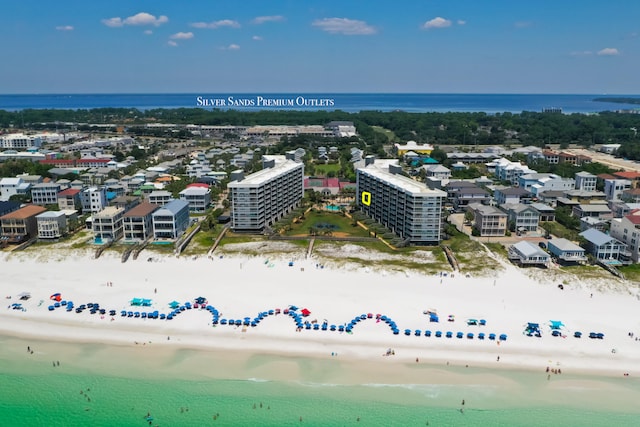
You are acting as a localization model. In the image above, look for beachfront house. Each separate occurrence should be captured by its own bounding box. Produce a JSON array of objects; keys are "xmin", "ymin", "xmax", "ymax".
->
[
  {"xmin": 92, "ymin": 206, "xmax": 125, "ymax": 243},
  {"xmin": 530, "ymin": 203, "xmax": 555, "ymax": 222},
  {"xmin": 508, "ymin": 241, "xmax": 550, "ymax": 267},
  {"xmin": 572, "ymin": 204, "xmax": 612, "ymax": 220},
  {"xmin": 580, "ymin": 216, "xmax": 610, "ymax": 233},
  {"xmin": 179, "ymin": 186, "xmax": 211, "ymax": 213},
  {"xmin": 57, "ymin": 188, "xmax": 82, "ymax": 211},
  {"xmin": 30, "ymin": 182, "xmax": 61, "ymax": 206},
  {"xmin": 446, "ymin": 182, "xmax": 491, "ymax": 211},
  {"xmin": 356, "ymin": 158, "xmax": 446, "ymax": 245},
  {"xmin": 123, "ymin": 202, "xmax": 160, "ymax": 242},
  {"xmin": 494, "ymin": 186, "xmax": 531, "ymax": 206},
  {"xmin": 147, "ymin": 190, "xmax": 173, "ymax": 206},
  {"xmin": 502, "ymin": 204, "xmax": 540, "ymax": 233},
  {"xmin": 579, "ymin": 228, "xmax": 629, "ymax": 265},
  {"xmin": 228, "ymin": 155, "xmax": 304, "ymax": 232},
  {"xmin": 468, "ymin": 203, "xmax": 507, "ymax": 237},
  {"xmin": 152, "ymin": 199, "xmax": 190, "ymax": 240},
  {"xmin": 81, "ymin": 186, "xmax": 107, "ymax": 214},
  {"xmin": 0, "ymin": 204, "xmax": 47, "ymax": 243},
  {"xmin": 546, "ymin": 238, "xmax": 587, "ymax": 264},
  {"xmin": 36, "ymin": 211, "xmax": 68, "ymax": 239}
]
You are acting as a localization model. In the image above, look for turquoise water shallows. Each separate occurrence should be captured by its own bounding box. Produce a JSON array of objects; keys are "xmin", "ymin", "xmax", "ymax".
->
[
  {"xmin": 2, "ymin": 337, "xmax": 639, "ymax": 426},
  {"xmin": 2, "ymin": 370, "xmax": 639, "ymax": 427}
]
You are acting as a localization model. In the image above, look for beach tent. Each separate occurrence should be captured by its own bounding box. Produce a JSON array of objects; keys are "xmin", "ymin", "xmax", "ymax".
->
[
  {"xmin": 429, "ymin": 313, "xmax": 439, "ymax": 322},
  {"xmin": 467, "ymin": 319, "xmax": 478, "ymax": 326},
  {"xmin": 195, "ymin": 297, "xmax": 207, "ymax": 304},
  {"xmin": 50, "ymin": 293, "xmax": 62, "ymax": 302},
  {"xmin": 18, "ymin": 292, "xmax": 31, "ymax": 300},
  {"xmin": 141, "ymin": 299, "xmax": 152, "ymax": 307},
  {"xmin": 549, "ymin": 320, "xmax": 565, "ymax": 330},
  {"xmin": 525, "ymin": 322, "xmax": 540, "ymax": 334},
  {"xmin": 168, "ymin": 301, "xmax": 180, "ymax": 309},
  {"xmin": 301, "ymin": 308, "xmax": 311, "ymax": 317},
  {"xmin": 130, "ymin": 298, "xmax": 143, "ymax": 306}
]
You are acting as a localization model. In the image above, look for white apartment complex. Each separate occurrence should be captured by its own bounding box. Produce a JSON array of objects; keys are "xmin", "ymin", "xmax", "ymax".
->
[
  {"xmin": 227, "ymin": 155, "xmax": 304, "ymax": 231},
  {"xmin": 356, "ymin": 158, "xmax": 445, "ymax": 244},
  {"xmin": 0, "ymin": 133, "xmax": 42, "ymax": 149}
]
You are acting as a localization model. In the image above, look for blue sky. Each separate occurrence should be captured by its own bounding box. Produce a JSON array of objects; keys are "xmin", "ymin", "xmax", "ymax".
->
[{"xmin": 1, "ymin": 0, "xmax": 638, "ymax": 94}]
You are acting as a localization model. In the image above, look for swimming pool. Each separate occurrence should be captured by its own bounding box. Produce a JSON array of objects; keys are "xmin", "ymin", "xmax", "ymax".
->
[{"xmin": 326, "ymin": 205, "xmax": 341, "ymax": 211}]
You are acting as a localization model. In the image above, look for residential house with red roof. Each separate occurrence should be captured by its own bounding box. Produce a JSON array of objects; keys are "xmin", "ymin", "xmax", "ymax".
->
[{"xmin": 57, "ymin": 188, "xmax": 81, "ymax": 210}]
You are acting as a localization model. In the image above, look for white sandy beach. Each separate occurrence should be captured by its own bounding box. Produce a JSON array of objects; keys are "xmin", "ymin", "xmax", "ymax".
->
[{"xmin": 2, "ymin": 246, "xmax": 640, "ymax": 383}]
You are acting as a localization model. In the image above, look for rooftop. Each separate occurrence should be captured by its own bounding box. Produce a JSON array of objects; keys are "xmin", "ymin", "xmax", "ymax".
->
[
  {"xmin": 358, "ymin": 159, "xmax": 446, "ymax": 197},
  {"xmin": 0, "ymin": 204, "xmax": 47, "ymax": 220},
  {"xmin": 124, "ymin": 202, "xmax": 160, "ymax": 217},
  {"xmin": 547, "ymin": 238, "xmax": 585, "ymax": 252},
  {"xmin": 93, "ymin": 206, "xmax": 124, "ymax": 218},
  {"xmin": 228, "ymin": 157, "xmax": 303, "ymax": 188}
]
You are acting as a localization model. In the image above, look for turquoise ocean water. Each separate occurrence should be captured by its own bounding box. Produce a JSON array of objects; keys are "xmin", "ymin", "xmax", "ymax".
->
[{"xmin": 1, "ymin": 337, "xmax": 639, "ymax": 427}]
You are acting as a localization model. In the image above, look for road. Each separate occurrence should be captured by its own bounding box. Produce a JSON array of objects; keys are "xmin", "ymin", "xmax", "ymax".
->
[{"xmin": 564, "ymin": 148, "xmax": 640, "ymax": 172}]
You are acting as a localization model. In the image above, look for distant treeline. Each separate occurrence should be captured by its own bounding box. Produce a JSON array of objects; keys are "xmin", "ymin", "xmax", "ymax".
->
[
  {"xmin": 593, "ymin": 97, "xmax": 640, "ymax": 105},
  {"xmin": 2, "ymin": 108, "xmax": 640, "ymax": 153}
]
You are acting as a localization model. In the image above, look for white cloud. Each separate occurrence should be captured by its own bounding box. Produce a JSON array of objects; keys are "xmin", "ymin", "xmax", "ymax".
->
[
  {"xmin": 55, "ymin": 25, "xmax": 74, "ymax": 31},
  {"xmin": 168, "ymin": 40, "xmax": 178, "ymax": 47},
  {"xmin": 144, "ymin": 30, "xmax": 153, "ymax": 35},
  {"xmin": 457, "ymin": 20, "xmax": 466, "ymax": 26},
  {"xmin": 422, "ymin": 17, "xmax": 452, "ymax": 30},
  {"xmin": 252, "ymin": 15, "xmax": 285, "ymax": 24},
  {"xmin": 219, "ymin": 44, "xmax": 241, "ymax": 51},
  {"xmin": 170, "ymin": 32, "xmax": 194, "ymax": 40},
  {"xmin": 597, "ymin": 47, "xmax": 620, "ymax": 56},
  {"xmin": 252, "ymin": 35, "xmax": 263, "ymax": 41},
  {"xmin": 102, "ymin": 12, "xmax": 168, "ymax": 28},
  {"xmin": 312, "ymin": 17, "xmax": 376, "ymax": 35},
  {"xmin": 102, "ymin": 17, "xmax": 123, "ymax": 27},
  {"xmin": 190, "ymin": 19, "xmax": 241, "ymax": 29}
]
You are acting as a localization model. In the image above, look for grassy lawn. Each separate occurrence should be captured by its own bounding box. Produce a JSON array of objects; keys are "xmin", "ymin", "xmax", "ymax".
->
[
  {"xmin": 313, "ymin": 240, "xmax": 445, "ymax": 274},
  {"xmin": 541, "ymin": 221, "xmax": 581, "ymax": 241},
  {"xmin": 485, "ymin": 242, "xmax": 508, "ymax": 258},
  {"xmin": 618, "ymin": 264, "xmax": 640, "ymax": 281},
  {"xmin": 313, "ymin": 163, "xmax": 341, "ymax": 175},
  {"xmin": 371, "ymin": 125, "xmax": 397, "ymax": 142},
  {"xmin": 558, "ymin": 264, "xmax": 610, "ymax": 280},
  {"xmin": 284, "ymin": 210, "xmax": 370, "ymax": 238},
  {"xmin": 441, "ymin": 230, "xmax": 492, "ymax": 273}
]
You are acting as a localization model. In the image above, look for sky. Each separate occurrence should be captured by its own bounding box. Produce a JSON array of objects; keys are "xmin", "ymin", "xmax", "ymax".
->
[{"xmin": 1, "ymin": 0, "xmax": 639, "ymax": 94}]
